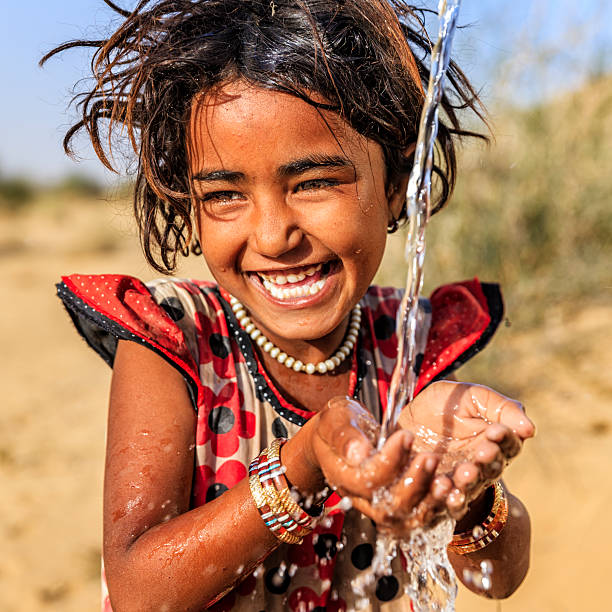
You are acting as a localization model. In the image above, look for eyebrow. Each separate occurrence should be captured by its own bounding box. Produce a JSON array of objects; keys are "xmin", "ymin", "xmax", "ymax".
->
[
  {"xmin": 191, "ymin": 169, "xmax": 244, "ymax": 183},
  {"xmin": 277, "ymin": 154, "xmax": 354, "ymax": 177},
  {"xmin": 191, "ymin": 154, "xmax": 354, "ymax": 183}
]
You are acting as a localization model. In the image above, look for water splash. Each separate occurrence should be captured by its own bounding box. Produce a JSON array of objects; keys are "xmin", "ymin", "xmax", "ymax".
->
[
  {"xmin": 380, "ymin": 0, "xmax": 462, "ymax": 444},
  {"xmin": 372, "ymin": 2, "xmax": 463, "ymax": 611}
]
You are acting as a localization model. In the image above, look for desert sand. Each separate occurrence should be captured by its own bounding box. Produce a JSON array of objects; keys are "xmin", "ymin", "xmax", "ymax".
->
[{"xmin": 1, "ymin": 197, "xmax": 609, "ymax": 611}]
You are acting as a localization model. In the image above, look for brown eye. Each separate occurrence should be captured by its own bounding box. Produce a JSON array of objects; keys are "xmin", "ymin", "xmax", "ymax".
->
[
  {"xmin": 202, "ymin": 190, "xmax": 243, "ymax": 202},
  {"xmin": 200, "ymin": 191, "xmax": 247, "ymax": 217},
  {"xmin": 295, "ymin": 179, "xmax": 339, "ymax": 192}
]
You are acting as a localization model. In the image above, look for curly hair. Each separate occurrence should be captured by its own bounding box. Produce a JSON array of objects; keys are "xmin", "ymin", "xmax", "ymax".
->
[{"xmin": 41, "ymin": 0, "xmax": 487, "ymax": 274}]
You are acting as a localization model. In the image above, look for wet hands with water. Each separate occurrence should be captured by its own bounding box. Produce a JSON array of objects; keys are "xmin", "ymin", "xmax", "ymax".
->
[
  {"xmin": 398, "ymin": 381, "xmax": 535, "ymax": 521},
  {"xmin": 307, "ymin": 397, "xmax": 452, "ymax": 536}
]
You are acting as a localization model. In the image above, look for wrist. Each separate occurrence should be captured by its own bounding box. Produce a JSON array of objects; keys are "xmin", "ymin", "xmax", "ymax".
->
[
  {"xmin": 454, "ymin": 485, "xmax": 494, "ymax": 534},
  {"xmin": 449, "ymin": 481, "xmax": 509, "ymax": 556},
  {"xmin": 282, "ymin": 418, "xmax": 326, "ymax": 497}
]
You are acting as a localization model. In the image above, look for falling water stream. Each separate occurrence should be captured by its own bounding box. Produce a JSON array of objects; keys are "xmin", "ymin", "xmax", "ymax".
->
[{"xmin": 361, "ymin": 2, "xmax": 464, "ymax": 610}]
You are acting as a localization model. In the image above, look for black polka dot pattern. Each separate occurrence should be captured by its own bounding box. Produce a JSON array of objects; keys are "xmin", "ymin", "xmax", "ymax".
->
[
  {"xmin": 209, "ymin": 332, "xmax": 231, "ymax": 359},
  {"xmin": 351, "ymin": 543, "xmax": 374, "ymax": 570},
  {"xmin": 375, "ymin": 575, "xmax": 399, "ymax": 601},
  {"xmin": 314, "ymin": 533, "xmax": 338, "ymax": 560},
  {"xmin": 412, "ymin": 352, "xmax": 424, "ymax": 375},
  {"xmin": 205, "ymin": 482, "xmax": 228, "ymax": 502},
  {"xmin": 264, "ymin": 567, "xmax": 291, "ymax": 594},
  {"xmin": 159, "ymin": 297, "xmax": 185, "ymax": 321},
  {"xmin": 271, "ymin": 417, "xmax": 288, "ymax": 439},
  {"xmin": 374, "ymin": 314, "xmax": 395, "ymax": 340},
  {"xmin": 208, "ymin": 406, "xmax": 235, "ymax": 434}
]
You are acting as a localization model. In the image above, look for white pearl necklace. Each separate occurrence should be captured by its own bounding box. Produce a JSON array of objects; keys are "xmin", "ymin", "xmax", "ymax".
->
[{"xmin": 229, "ymin": 296, "xmax": 361, "ymax": 374}]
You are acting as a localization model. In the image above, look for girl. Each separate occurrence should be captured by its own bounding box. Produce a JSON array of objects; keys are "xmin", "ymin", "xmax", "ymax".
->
[{"xmin": 46, "ymin": 1, "xmax": 535, "ymax": 610}]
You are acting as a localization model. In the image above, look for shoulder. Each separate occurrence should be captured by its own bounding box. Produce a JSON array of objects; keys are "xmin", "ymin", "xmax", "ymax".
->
[{"xmin": 56, "ymin": 274, "xmax": 224, "ymax": 408}]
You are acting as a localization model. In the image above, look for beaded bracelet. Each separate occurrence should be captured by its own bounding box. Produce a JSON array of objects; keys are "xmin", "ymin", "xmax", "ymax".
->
[{"xmin": 448, "ymin": 481, "xmax": 509, "ymax": 555}]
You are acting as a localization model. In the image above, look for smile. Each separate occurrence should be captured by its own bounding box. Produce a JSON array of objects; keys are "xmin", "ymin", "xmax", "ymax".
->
[{"xmin": 250, "ymin": 261, "xmax": 335, "ymax": 302}]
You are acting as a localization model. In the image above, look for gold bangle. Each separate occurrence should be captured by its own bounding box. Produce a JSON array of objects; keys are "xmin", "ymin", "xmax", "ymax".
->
[
  {"xmin": 448, "ymin": 481, "xmax": 509, "ymax": 555},
  {"xmin": 258, "ymin": 449, "xmax": 310, "ymax": 540},
  {"xmin": 267, "ymin": 438, "xmax": 314, "ymax": 532},
  {"xmin": 249, "ymin": 449, "xmax": 303, "ymax": 545}
]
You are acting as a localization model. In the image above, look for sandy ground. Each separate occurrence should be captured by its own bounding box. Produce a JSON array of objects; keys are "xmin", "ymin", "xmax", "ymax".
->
[{"xmin": 1, "ymin": 198, "xmax": 610, "ymax": 611}]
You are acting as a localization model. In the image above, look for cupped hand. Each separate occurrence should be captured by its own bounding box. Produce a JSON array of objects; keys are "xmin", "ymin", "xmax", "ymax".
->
[
  {"xmin": 309, "ymin": 397, "xmax": 453, "ymax": 535},
  {"xmin": 399, "ymin": 381, "xmax": 536, "ymax": 519}
]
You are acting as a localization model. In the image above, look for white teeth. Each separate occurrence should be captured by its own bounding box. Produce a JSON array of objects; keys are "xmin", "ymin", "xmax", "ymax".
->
[
  {"xmin": 262, "ymin": 278, "xmax": 326, "ymax": 300},
  {"xmin": 259, "ymin": 263, "xmax": 322, "ymax": 286},
  {"xmin": 258, "ymin": 263, "xmax": 329, "ymax": 300}
]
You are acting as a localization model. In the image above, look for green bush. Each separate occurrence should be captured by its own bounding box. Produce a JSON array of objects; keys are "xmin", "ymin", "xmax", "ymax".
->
[
  {"xmin": 377, "ymin": 74, "xmax": 612, "ymax": 326},
  {"xmin": 0, "ymin": 177, "xmax": 35, "ymax": 209}
]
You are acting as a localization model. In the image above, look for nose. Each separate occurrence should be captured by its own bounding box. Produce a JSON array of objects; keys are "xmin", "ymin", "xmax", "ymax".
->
[{"xmin": 249, "ymin": 199, "xmax": 303, "ymax": 258}]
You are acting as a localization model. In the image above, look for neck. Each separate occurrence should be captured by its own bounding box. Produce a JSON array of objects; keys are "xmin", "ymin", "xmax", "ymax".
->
[
  {"xmin": 227, "ymin": 293, "xmax": 360, "ymax": 375},
  {"xmin": 260, "ymin": 317, "xmax": 351, "ymax": 365}
]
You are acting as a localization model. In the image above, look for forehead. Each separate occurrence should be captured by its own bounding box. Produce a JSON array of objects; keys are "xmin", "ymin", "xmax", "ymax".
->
[{"xmin": 187, "ymin": 81, "xmax": 380, "ymax": 170}]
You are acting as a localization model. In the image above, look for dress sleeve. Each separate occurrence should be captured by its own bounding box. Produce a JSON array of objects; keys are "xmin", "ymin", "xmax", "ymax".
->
[
  {"xmin": 56, "ymin": 274, "xmax": 205, "ymax": 409},
  {"xmin": 415, "ymin": 279, "xmax": 503, "ymax": 394}
]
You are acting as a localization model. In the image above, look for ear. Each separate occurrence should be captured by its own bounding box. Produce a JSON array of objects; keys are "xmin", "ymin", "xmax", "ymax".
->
[{"xmin": 386, "ymin": 142, "xmax": 416, "ymax": 221}]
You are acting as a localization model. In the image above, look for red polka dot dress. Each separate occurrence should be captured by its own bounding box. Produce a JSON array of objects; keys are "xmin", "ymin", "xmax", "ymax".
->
[{"xmin": 57, "ymin": 275, "xmax": 502, "ymax": 611}]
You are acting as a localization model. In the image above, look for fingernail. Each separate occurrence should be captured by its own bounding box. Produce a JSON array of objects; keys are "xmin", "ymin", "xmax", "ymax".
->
[
  {"xmin": 403, "ymin": 431, "xmax": 414, "ymax": 450},
  {"xmin": 346, "ymin": 440, "xmax": 364, "ymax": 465},
  {"xmin": 424, "ymin": 456, "xmax": 438, "ymax": 473}
]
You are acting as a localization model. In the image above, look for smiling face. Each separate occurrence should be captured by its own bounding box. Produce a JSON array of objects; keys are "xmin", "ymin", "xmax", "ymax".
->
[{"xmin": 188, "ymin": 81, "xmax": 406, "ymax": 359}]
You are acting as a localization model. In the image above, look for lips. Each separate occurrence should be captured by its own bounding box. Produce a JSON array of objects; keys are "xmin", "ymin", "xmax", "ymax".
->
[{"xmin": 248, "ymin": 261, "xmax": 336, "ymax": 302}]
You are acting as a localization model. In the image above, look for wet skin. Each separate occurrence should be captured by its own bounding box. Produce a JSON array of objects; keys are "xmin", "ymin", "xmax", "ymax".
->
[{"xmin": 103, "ymin": 82, "xmax": 535, "ymax": 609}]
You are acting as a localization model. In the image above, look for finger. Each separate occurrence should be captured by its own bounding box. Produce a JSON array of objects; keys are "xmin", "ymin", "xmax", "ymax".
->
[
  {"xmin": 472, "ymin": 441, "xmax": 505, "ymax": 480},
  {"xmin": 469, "ymin": 386, "xmax": 535, "ymax": 439},
  {"xmin": 389, "ymin": 452, "xmax": 439, "ymax": 513},
  {"xmin": 451, "ymin": 461, "xmax": 481, "ymax": 492},
  {"xmin": 360, "ymin": 429, "xmax": 414, "ymax": 489},
  {"xmin": 319, "ymin": 398, "xmax": 378, "ymax": 464},
  {"xmin": 484, "ymin": 424, "xmax": 522, "ymax": 460},
  {"xmin": 446, "ymin": 487, "xmax": 468, "ymax": 520},
  {"xmin": 410, "ymin": 475, "xmax": 455, "ymax": 527},
  {"xmin": 318, "ymin": 430, "xmax": 413, "ymax": 497},
  {"xmin": 350, "ymin": 496, "xmax": 384, "ymax": 525},
  {"xmin": 431, "ymin": 475, "xmax": 453, "ymax": 502}
]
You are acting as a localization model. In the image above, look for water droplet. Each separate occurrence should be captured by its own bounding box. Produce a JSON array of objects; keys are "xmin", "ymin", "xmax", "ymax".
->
[
  {"xmin": 339, "ymin": 496, "xmax": 353, "ymax": 511},
  {"xmin": 472, "ymin": 525, "xmax": 484, "ymax": 539}
]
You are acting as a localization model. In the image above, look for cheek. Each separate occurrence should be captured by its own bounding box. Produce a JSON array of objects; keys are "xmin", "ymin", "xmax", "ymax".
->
[
  {"xmin": 329, "ymin": 204, "xmax": 389, "ymax": 258},
  {"xmin": 197, "ymin": 217, "xmax": 240, "ymax": 273}
]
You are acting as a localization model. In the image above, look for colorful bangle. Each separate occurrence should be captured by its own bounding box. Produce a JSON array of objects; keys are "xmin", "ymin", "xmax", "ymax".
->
[
  {"xmin": 257, "ymin": 451, "xmax": 310, "ymax": 539},
  {"xmin": 266, "ymin": 438, "xmax": 314, "ymax": 530},
  {"xmin": 250, "ymin": 454, "xmax": 302, "ymax": 545},
  {"xmin": 248, "ymin": 443, "xmax": 308, "ymax": 545},
  {"xmin": 448, "ymin": 481, "xmax": 509, "ymax": 555}
]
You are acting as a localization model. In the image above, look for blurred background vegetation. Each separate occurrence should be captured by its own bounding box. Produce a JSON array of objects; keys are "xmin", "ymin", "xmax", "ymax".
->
[{"xmin": 379, "ymin": 72, "xmax": 612, "ymax": 328}]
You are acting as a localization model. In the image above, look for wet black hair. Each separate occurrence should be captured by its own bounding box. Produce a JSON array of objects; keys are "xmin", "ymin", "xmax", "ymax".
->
[{"xmin": 41, "ymin": 0, "xmax": 487, "ymax": 273}]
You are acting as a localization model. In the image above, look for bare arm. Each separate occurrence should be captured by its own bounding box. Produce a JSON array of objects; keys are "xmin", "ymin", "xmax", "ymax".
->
[
  {"xmin": 103, "ymin": 340, "xmax": 324, "ymax": 611},
  {"xmin": 449, "ymin": 485, "xmax": 531, "ymax": 598}
]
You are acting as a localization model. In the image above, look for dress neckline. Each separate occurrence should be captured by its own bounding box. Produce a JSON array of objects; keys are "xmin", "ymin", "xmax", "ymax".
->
[{"xmin": 216, "ymin": 287, "xmax": 361, "ymax": 426}]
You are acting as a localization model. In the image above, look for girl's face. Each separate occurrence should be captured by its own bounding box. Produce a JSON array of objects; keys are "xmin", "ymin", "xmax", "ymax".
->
[{"xmin": 188, "ymin": 81, "xmax": 406, "ymax": 351}]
